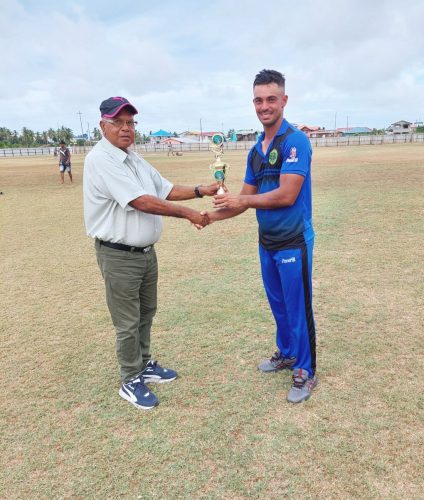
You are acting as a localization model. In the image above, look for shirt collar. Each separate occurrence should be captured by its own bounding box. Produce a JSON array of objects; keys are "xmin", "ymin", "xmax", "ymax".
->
[
  {"xmin": 256, "ymin": 118, "xmax": 289, "ymax": 145},
  {"xmin": 100, "ymin": 136, "xmax": 129, "ymax": 163},
  {"xmin": 255, "ymin": 118, "xmax": 289, "ymax": 157},
  {"xmin": 276, "ymin": 118, "xmax": 289, "ymax": 136}
]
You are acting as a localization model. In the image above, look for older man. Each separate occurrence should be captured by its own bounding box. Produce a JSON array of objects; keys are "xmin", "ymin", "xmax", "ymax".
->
[{"xmin": 83, "ymin": 96, "xmax": 217, "ymax": 410}]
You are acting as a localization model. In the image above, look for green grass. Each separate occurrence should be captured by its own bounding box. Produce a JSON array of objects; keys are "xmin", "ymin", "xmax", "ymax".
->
[{"xmin": 0, "ymin": 144, "xmax": 423, "ymax": 498}]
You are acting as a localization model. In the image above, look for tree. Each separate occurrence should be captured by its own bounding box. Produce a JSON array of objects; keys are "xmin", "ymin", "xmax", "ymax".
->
[
  {"xmin": 57, "ymin": 126, "xmax": 73, "ymax": 144},
  {"xmin": 21, "ymin": 127, "xmax": 35, "ymax": 147},
  {"xmin": 92, "ymin": 127, "xmax": 102, "ymax": 141},
  {"xmin": 47, "ymin": 128, "xmax": 57, "ymax": 144},
  {"xmin": 134, "ymin": 130, "xmax": 143, "ymax": 144},
  {"xmin": 11, "ymin": 130, "xmax": 19, "ymax": 145},
  {"xmin": 0, "ymin": 127, "xmax": 13, "ymax": 146},
  {"xmin": 371, "ymin": 128, "xmax": 386, "ymax": 135},
  {"xmin": 35, "ymin": 132, "xmax": 44, "ymax": 145}
]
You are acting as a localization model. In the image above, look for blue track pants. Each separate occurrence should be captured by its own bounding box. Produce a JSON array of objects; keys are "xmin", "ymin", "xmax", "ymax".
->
[{"xmin": 259, "ymin": 239, "xmax": 316, "ymax": 376}]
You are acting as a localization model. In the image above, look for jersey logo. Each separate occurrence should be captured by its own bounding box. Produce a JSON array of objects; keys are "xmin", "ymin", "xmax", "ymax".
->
[
  {"xmin": 281, "ymin": 257, "xmax": 296, "ymax": 264},
  {"xmin": 269, "ymin": 148, "xmax": 278, "ymax": 165},
  {"xmin": 286, "ymin": 147, "xmax": 298, "ymax": 163}
]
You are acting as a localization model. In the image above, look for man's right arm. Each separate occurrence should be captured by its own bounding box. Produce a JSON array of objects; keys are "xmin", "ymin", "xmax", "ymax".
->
[{"xmin": 129, "ymin": 195, "xmax": 208, "ymax": 227}]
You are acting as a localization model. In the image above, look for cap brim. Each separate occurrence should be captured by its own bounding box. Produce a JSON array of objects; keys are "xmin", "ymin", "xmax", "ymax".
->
[{"xmin": 102, "ymin": 103, "xmax": 138, "ymax": 118}]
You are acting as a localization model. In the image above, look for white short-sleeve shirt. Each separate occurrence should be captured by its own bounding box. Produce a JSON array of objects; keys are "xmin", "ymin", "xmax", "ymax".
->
[{"xmin": 83, "ymin": 137, "xmax": 173, "ymax": 247}]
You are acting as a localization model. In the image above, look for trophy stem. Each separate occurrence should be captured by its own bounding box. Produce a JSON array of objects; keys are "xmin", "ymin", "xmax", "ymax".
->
[{"xmin": 209, "ymin": 133, "xmax": 229, "ymax": 195}]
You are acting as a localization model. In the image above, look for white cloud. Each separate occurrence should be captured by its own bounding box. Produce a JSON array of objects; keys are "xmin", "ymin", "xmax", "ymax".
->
[{"xmin": 1, "ymin": 0, "xmax": 423, "ymax": 134}]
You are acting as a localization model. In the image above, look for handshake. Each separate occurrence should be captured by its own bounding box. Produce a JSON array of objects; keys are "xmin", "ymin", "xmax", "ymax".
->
[
  {"xmin": 186, "ymin": 182, "xmax": 220, "ymax": 229},
  {"xmin": 189, "ymin": 210, "xmax": 212, "ymax": 230},
  {"xmin": 187, "ymin": 182, "xmax": 246, "ymax": 230}
]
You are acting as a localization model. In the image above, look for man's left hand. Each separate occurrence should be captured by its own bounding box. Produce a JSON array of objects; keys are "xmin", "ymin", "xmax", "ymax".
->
[
  {"xmin": 213, "ymin": 193, "xmax": 247, "ymax": 210},
  {"xmin": 201, "ymin": 183, "xmax": 223, "ymax": 197}
]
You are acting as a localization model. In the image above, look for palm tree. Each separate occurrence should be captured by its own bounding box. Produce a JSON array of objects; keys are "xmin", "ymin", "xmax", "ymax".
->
[
  {"xmin": 21, "ymin": 127, "xmax": 35, "ymax": 147},
  {"xmin": 47, "ymin": 128, "xmax": 57, "ymax": 144},
  {"xmin": 0, "ymin": 127, "xmax": 12, "ymax": 146}
]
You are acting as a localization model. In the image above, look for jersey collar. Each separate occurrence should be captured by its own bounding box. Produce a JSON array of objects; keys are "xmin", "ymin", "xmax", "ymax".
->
[{"xmin": 255, "ymin": 118, "xmax": 289, "ymax": 157}]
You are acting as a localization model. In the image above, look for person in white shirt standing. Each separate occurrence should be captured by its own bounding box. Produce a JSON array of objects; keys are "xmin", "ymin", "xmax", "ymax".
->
[{"xmin": 83, "ymin": 96, "xmax": 218, "ymax": 410}]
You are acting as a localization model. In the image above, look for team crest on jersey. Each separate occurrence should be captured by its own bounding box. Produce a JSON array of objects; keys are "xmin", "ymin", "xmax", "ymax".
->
[
  {"xmin": 269, "ymin": 148, "xmax": 278, "ymax": 165},
  {"xmin": 286, "ymin": 147, "xmax": 298, "ymax": 163}
]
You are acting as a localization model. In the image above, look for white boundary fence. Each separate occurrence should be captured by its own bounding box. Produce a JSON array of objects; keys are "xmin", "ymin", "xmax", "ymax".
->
[
  {"xmin": 1, "ymin": 133, "xmax": 423, "ymax": 158},
  {"xmin": 0, "ymin": 146, "xmax": 58, "ymax": 158},
  {"xmin": 309, "ymin": 133, "xmax": 424, "ymax": 147}
]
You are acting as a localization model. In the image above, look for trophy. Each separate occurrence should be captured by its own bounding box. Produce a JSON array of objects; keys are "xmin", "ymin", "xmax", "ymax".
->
[{"xmin": 209, "ymin": 133, "xmax": 229, "ymax": 195}]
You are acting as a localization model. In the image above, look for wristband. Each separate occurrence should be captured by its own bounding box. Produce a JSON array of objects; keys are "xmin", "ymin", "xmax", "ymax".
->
[{"xmin": 194, "ymin": 185, "xmax": 203, "ymax": 198}]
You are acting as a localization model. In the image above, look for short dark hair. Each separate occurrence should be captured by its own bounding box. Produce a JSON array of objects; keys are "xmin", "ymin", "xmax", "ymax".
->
[
  {"xmin": 60, "ymin": 141, "xmax": 66, "ymax": 145},
  {"xmin": 253, "ymin": 69, "xmax": 285, "ymax": 89}
]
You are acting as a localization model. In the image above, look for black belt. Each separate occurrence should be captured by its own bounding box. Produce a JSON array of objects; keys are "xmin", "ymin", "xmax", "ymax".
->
[{"xmin": 100, "ymin": 240, "xmax": 153, "ymax": 253}]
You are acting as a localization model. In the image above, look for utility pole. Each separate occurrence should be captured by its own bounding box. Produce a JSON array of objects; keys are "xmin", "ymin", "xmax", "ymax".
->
[
  {"xmin": 334, "ymin": 112, "xmax": 337, "ymax": 130},
  {"xmin": 77, "ymin": 111, "xmax": 84, "ymax": 142},
  {"xmin": 87, "ymin": 122, "xmax": 91, "ymax": 145},
  {"xmin": 199, "ymin": 118, "xmax": 203, "ymax": 142}
]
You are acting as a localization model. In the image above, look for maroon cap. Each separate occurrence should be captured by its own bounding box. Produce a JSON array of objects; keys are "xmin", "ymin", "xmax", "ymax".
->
[{"xmin": 100, "ymin": 96, "xmax": 138, "ymax": 118}]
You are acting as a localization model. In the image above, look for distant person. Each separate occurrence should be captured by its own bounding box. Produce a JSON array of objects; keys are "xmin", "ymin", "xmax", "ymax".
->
[
  {"xmin": 205, "ymin": 69, "xmax": 317, "ymax": 403},
  {"xmin": 167, "ymin": 142, "xmax": 175, "ymax": 156},
  {"xmin": 83, "ymin": 96, "xmax": 219, "ymax": 411},
  {"xmin": 58, "ymin": 141, "xmax": 72, "ymax": 183}
]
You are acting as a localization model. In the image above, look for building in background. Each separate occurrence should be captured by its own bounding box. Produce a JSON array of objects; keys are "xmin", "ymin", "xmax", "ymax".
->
[
  {"xmin": 386, "ymin": 121, "xmax": 412, "ymax": 134},
  {"xmin": 178, "ymin": 131, "xmax": 221, "ymax": 142},
  {"xmin": 235, "ymin": 129, "xmax": 257, "ymax": 141},
  {"xmin": 297, "ymin": 125, "xmax": 321, "ymax": 136},
  {"xmin": 162, "ymin": 137, "xmax": 200, "ymax": 145},
  {"xmin": 337, "ymin": 127, "xmax": 372, "ymax": 135},
  {"xmin": 297, "ymin": 125, "xmax": 342, "ymax": 138},
  {"xmin": 149, "ymin": 129, "xmax": 173, "ymax": 143}
]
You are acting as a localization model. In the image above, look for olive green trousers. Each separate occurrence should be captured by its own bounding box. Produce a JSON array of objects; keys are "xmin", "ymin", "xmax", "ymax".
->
[{"xmin": 95, "ymin": 240, "xmax": 157, "ymax": 382}]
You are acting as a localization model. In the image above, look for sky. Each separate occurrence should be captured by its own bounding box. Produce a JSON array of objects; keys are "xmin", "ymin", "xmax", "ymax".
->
[{"xmin": 1, "ymin": 0, "xmax": 423, "ymax": 136}]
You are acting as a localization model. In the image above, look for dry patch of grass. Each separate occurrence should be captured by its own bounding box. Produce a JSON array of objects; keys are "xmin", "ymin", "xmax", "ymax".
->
[{"xmin": 1, "ymin": 144, "xmax": 423, "ymax": 498}]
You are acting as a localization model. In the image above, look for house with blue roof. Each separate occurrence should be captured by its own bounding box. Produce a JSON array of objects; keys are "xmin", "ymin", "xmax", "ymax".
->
[{"xmin": 149, "ymin": 129, "xmax": 173, "ymax": 143}]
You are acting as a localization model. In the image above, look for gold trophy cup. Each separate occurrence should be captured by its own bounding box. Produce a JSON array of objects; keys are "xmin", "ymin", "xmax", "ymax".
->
[{"xmin": 209, "ymin": 133, "xmax": 229, "ymax": 195}]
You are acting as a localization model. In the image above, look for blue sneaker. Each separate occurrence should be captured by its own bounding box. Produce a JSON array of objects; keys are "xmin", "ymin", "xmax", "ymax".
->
[
  {"xmin": 119, "ymin": 376, "xmax": 159, "ymax": 410},
  {"xmin": 141, "ymin": 360, "xmax": 177, "ymax": 384}
]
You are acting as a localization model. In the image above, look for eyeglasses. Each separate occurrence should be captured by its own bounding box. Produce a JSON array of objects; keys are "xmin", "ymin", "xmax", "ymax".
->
[{"xmin": 102, "ymin": 118, "xmax": 138, "ymax": 129}]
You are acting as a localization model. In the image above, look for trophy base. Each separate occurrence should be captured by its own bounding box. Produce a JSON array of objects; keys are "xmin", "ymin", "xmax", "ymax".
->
[{"xmin": 217, "ymin": 186, "xmax": 225, "ymax": 195}]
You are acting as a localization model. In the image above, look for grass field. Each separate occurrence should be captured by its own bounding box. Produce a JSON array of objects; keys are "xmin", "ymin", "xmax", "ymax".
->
[{"xmin": 1, "ymin": 143, "xmax": 423, "ymax": 499}]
